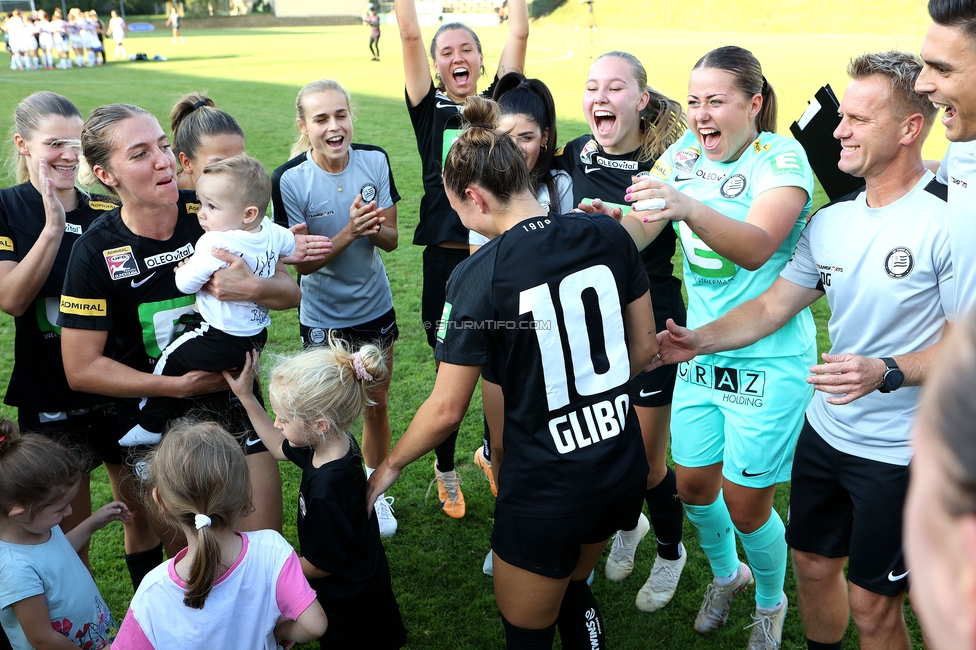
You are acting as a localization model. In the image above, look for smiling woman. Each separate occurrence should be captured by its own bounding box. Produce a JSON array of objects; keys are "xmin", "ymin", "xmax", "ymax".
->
[
  {"xmin": 0, "ymin": 92, "xmax": 135, "ymax": 579},
  {"xmin": 271, "ymin": 78, "xmax": 401, "ymax": 539},
  {"xmin": 56, "ymin": 103, "xmax": 302, "ymax": 588},
  {"xmin": 394, "ymin": 0, "xmax": 529, "ymax": 519}
]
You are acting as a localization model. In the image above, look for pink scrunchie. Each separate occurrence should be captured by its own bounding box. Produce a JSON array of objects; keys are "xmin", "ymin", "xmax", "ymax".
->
[{"xmin": 352, "ymin": 352, "xmax": 373, "ymax": 382}]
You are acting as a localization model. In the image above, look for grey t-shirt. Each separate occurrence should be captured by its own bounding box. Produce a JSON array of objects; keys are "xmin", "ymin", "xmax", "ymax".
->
[
  {"xmin": 272, "ymin": 145, "xmax": 399, "ymax": 328},
  {"xmin": 780, "ymin": 172, "xmax": 953, "ymax": 465}
]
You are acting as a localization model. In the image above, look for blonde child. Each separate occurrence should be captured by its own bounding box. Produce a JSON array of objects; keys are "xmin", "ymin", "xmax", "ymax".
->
[
  {"xmin": 226, "ymin": 343, "xmax": 407, "ymax": 649},
  {"xmin": 113, "ymin": 421, "xmax": 327, "ymax": 648},
  {"xmin": 0, "ymin": 420, "xmax": 130, "ymax": 649}
]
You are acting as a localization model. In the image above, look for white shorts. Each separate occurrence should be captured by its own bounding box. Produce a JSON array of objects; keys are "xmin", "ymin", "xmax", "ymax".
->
[
  {"xmin": 39, "ymin": 33, "xmax": 54, "ymax": 49},
  {"xmin": 68, "ymin": 33, "xmax": 82, "ymax": 48}
]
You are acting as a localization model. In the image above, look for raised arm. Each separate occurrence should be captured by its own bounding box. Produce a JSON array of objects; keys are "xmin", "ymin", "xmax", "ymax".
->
[
  {"xmin": 395, "ymin": 0, "xmax": 434, "ymax": 107},
  {"xmin": 61, "ymin": 327, "xmax": 228, "ymax": 398},
  {"xmin": 0, "ymin": 165, "xmax": 67, "ymax": 317},
  {"xmin": 496, "ymin": 0, "xmax": 528, "ymax": 78},
  {"xmin": 223, "ymin": 350, "xmax": 289, "ymax": 461}
]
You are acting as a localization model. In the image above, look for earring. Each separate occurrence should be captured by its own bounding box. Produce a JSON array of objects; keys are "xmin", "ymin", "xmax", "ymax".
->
[{"xmin": 540, "ymin": 142, "xmax": 548, "ymax": 152}]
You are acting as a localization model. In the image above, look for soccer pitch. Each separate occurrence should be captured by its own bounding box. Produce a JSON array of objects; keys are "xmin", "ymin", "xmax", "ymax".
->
[{"xmin": 0, "ymin": 11, "xmax": 939, "ymax": 647}]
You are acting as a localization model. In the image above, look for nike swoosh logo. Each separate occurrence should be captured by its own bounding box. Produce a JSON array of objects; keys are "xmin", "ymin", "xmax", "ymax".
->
[
  {"xmin": 245, "ymin": 437, "xmax": 262, "ymax": 447},
  {"xmin": 818, "ymin": 250, "xmax": 847, "ymax": 261},
  {"xmin": 380, "ymin": 323, "xmax": 395, "ymax": 334},
  {"xmin": 741, "ymin": 469, "xmax": 771, "ymax": 477},
  {"xmin": 674, "ymin": 175, "xmax": 694, "ymax": 182},
  {"xmin": 888, "ymin": 569, "xmax": 910, "ymax": 581},
  {"xmin": 436, "ymin": 101, "xmax": 459, "ymax": 109},
  {"xmin": 584, "ymin": 166, "xmax": 601, "ymax": 174},
  {"xmin": 639, "ymin": 389, "xmax": 662, "ymax": 397},
  {"xmin": 130, "ymin": 273, "xmax": 156, "ymax": 288}
]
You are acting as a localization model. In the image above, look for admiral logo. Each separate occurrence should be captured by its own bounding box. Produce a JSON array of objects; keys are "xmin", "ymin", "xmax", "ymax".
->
[
  {"xmin": 102, "ymin": 246, "xmax": 139, "ymax": 280},
  {"xmin": 594, "ymin": 156, "xmax": 638, "ymax": 171},
  {"xmin": 673, "ymin": 148, "xmax": 700, "ymax": 173},
  {"xmin": 678, "ymin": 361, "xmax": 765, "ymax": 407},
  {"xmin": 144, "ymin": 243, "xmax": 194, "ymax": 269},
  {"xmin": 579, "ymin": 139, "xmax": 599, "ymax": 164},
  {"xmin": 0, "ymin": 237, "xmax": 12, "ymax": 252},
  {"xmin": 65, "ymin": 223, "xmax": 83, "ymax": 235},
  {"xmin": 885, "ymin": 247, "xmax": 914, "ymax": 279},
  {"xmin": 720, "ymin": 174, "xmax": 747, "ymax": 198},
  {"xmin": 88, "ymin": 200, "xmax": 117, "ymax": 211},
  {"xmin": 651, "ymin": 160, "xmax": 671, "ymax": 179},
  {"xmin": 360, "ymin": 183, "xmax": 378, "ymax": 203},
  {"xmin": 753, "ymin": 139, "xmax": 771, "ymax": 153},
  {"xmin": 186, "ymin": 202, "xmax": 200, "ymax": 215},
  {"xmin": 696, "ymin": 169, "xmax": 727, "ymax": 182},
  {"xmin": 951, "ymin": 176, "xmax": 969, "ymax": 189},
  {"xmin": 60, "ymin": 296, "xmax": 107, "ymax": 315}
]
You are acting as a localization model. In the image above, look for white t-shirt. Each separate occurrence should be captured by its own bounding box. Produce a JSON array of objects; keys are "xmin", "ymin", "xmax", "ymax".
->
[
  {"xmin": 938, "ymin": 141, "xmax": 976, "ymax": 315},
  {"xmin": 780, "ymin": 171, "xmax": 954, "ymax": 465},
  {"xmin": 175, "ymin": 219, "xmax": 295, "ymax": 337},
  {"xmin": 469, "ymin": 169, "xmax": 574, "ymax": 247},
  {"xmin": 0, "ymin": 526, "xmax": 117, "ymax": 650},
  {"xmin": 113, "ymin": 530, "xmax": 317, "ymax": 650}
]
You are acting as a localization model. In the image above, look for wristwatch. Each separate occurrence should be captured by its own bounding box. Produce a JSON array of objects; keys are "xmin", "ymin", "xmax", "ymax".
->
[{"xmin": 878, "ymin": 357, "xmax": 904, "ymax": 393}]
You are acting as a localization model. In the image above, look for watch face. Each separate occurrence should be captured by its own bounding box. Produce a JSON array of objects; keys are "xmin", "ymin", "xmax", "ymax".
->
[{"xmin": 884, "ymin": 369, "xmax": 905, "ymax": 391}]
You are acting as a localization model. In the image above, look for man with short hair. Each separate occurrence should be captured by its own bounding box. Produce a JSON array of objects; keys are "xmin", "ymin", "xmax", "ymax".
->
[
  {"xmin": 653, "ymin": 52, "xmax": 953, "ymax": 650},
  {"xmin": 916, "ymin": 0, "xmax": 976, "ymax": 314}
]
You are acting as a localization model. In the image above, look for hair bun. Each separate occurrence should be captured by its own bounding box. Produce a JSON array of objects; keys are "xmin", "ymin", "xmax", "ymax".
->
[
  {"xmin": 0, "ymin": 420, "xmax": 19, "ymax": 452},
  {"xmin": 461, "ymin": 95, "xmax": 499, "ymax": 132}
]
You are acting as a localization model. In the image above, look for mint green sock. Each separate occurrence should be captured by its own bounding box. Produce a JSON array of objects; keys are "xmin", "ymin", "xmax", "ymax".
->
[
  {"xmin": 684, "ymin": 494, "xmax": 740, "ymax": 578},
  {"xmin": 736, "ymin": 511, "xmax": 787, "ymax": 609}
]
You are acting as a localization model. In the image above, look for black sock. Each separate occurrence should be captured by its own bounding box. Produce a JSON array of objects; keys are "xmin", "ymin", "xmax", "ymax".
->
[
  {"xmin": 125, "ymin": 542, "xmax": 163, "ymax": 590},
  {"xmin": 434, "ymin": 429, "xmax": 459, "ymax": 472},
  {"xmin": 556, "ymin": 579, "xmax": 606, "ymax": 650},
  {"xmin": 807, "ymin": 640, "xmax": 843, "ymax": 650},
  {"xmin": 645, "ymin": 466, "xmax": 683, "ymax": 561},
  {"xmin": 482, "ymin": 413, "xmax": 491, "ymax": 462},
  {"xmin": 501, "ymin": 616, "xmax": 556, "ymax": 649}
]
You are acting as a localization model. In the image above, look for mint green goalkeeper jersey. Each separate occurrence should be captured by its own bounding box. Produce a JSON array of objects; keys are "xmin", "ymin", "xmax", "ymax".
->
[{"xmin": 653, "ymin": 130, "xmax": 816, "ymax": 358}]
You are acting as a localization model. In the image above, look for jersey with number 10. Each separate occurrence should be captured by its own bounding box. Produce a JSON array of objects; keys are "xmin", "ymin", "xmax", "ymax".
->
[
  {"xmin": 654, "ymin": 131, "xmax": 816, "ymax": 358},
  {"xmin": 435, "ymin": 213, "xmax": 651, "ymax": 518}
]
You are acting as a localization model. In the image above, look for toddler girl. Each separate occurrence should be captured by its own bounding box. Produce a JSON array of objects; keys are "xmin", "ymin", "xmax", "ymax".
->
[
  {"xmin": 227, "ymin": 343, "xmax": 406, "ymax": 649},
  {"xmin": 113, "ymin": 421, "xmax": 327, "ymax": 649},
  {"xmin": 0, "ymin": 420, "xmax": 129, "ymax": 649}
]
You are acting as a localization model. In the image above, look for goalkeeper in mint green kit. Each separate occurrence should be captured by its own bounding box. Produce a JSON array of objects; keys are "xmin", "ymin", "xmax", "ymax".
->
[{"xmin": 621, "ymin": 45, "xmax": 815, "ymax": 650}]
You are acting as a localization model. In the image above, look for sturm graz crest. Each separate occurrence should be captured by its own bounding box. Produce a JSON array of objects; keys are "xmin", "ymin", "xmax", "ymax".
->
[
  {"xmin": 884, "ymin": 247, "xmax": 914, "ymax": 279},
  {"xmin": 360, "ymin": 183, "xmax": 378, "ymax": 203}
]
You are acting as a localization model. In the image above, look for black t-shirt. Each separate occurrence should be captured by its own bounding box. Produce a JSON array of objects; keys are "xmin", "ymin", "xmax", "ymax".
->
[
  {"xmin": 0, "ymin": 182, "xmax": 119, "ymax": 411},
  {"xmin": 407, "ymin": 78, "xmax": 497, "ymax": 246},
  {"xmin": 59, "ymin": 191, "xmax": 201, "ymax": 375},
  {"xmin": 281, "ymin": 439, "xmax": 388, "ymax": 601},
  {"xmin": 435, "ymin": 212, "xmax": 651, "ymax": 517},
  {"xmin": 553, "ymin": 135, "xmax": 685, "ymax": 329}
]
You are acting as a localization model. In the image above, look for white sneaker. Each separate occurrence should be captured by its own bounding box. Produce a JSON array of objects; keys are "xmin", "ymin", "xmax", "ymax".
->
[
  {"xmin": 483, "ymin": 550, "xmax": 493, "ymax": 576},
  {"xmin": 604, "ymin": 513, "xmax": 650, "ymax": 582},
  {"xmin": 374, "ymin": 495, "xmax": 397, "ymax": 538},
  {"xmin": 636, "ymin": 542, "xmax": 687, "ymax": 612},
  {"xmin": 693, "ymin": 562, "xmax": 754, "ymax": 634},
  {"xmin": 118, "ymin": 424, "xmax": 162, "ymax": 447},
  {"xmin": 745, "ymin": 594, "xmax": 787, "ymax": 650}
]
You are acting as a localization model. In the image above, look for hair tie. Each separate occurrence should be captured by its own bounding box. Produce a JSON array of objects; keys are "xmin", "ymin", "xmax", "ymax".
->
[
  {"xmin": 467, "ymin": 123, "xmax": 492, "ymax": 130},
  {"xmin": 760, "ymin": 76, "xmax": 769, "ymax": 92},
  {"xmin": 194, "ymin": 514, "xmax": 212, "ymax": 530},
  {"xmin": 191, "ymin": 99, "xmax": 207, "ymax": 110},
  {"xmin": 352, "ymin": 352, "xmax": 373, "ymax": 382},
  {"xmin": 0, "ymin": 435, "xmax": 7, "ymax": 444}
]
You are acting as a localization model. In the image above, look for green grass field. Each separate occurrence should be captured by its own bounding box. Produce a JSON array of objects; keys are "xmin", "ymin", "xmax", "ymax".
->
[{"xmin": 0, "ymin": 4, "xmax": 941, "ymax": 647}]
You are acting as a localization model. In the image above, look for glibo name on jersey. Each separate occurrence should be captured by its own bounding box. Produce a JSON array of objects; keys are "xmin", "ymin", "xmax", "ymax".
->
[
  {"xmin": 144, "ymin": 243, "xmax": 194, "ymax": 269},
  {"xmin": 677, "ymin": 360, "xmax": 766, "ymax": 407},
  {"xmin": 548, "ymin": 394, "xmax": 630, "ymax": 455}
]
